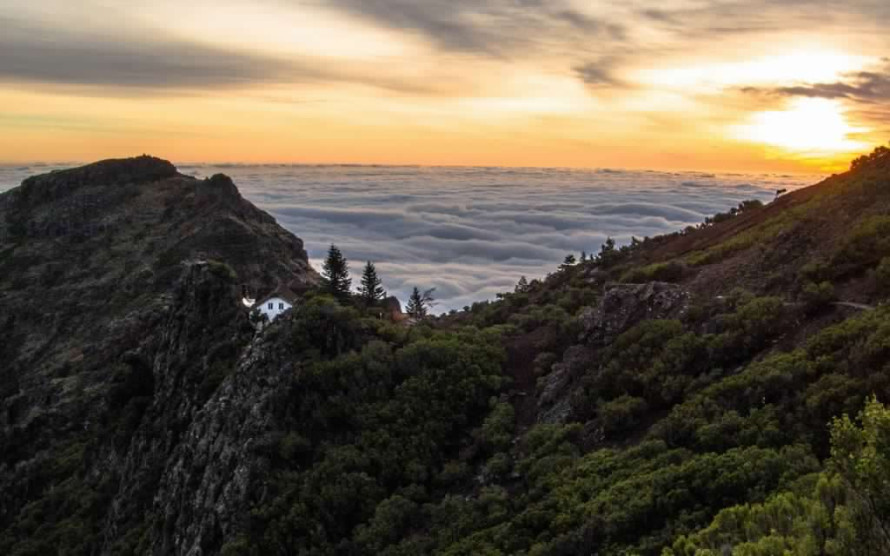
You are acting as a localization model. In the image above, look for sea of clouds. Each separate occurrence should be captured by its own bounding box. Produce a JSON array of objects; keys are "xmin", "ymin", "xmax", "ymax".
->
[{"xmin": 1, "ymin": 163, "xmax": 817, "ymax": 312}]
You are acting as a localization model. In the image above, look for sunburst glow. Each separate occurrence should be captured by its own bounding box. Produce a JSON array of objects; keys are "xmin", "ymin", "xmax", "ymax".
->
[{"xmin": 732, "ymin": 98, "xmax": 869, "ymax": 154}]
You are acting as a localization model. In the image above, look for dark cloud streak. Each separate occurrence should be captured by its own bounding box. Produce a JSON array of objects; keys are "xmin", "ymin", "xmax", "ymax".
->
[
  {"xmin": 0, "ymin": 18, "xmax": 312, "ymax": 89},
  {"xmin": 740, "ymin": 62, "xmax": 890, "ymax": 124},
  {"xmin": 573, "ymin": 59, "xmax": 620, "ymax": 87},
  {"xmin": 771, "ymin": 68, "xmax": 890, "ymax": 103},
  {"xmin": 0, "ymin": 16, "xmax": 449, "ymax": 95},
  {"xmin": 323, "ymin": 0, "xmax": 623, "ymax": 55}
]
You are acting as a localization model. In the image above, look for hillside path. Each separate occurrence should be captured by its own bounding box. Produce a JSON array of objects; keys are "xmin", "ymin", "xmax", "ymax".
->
[{"xmin": 832, "ymin": 301, "xmax": 875, "ymax": 311}]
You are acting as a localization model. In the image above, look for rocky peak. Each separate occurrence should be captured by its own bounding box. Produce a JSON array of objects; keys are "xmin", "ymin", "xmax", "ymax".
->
[{"xmin": 14, "ymin": 155, "xmax": 178, "ymax": 206}]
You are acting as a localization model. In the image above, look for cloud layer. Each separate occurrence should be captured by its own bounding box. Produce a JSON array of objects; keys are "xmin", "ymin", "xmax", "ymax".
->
[{"xmin": 175, "ymin": 164, "xmax": 811, "ymax": 311}]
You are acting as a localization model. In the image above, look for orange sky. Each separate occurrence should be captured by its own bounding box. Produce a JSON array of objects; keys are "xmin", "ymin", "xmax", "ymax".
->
[{"xmin": 1, "ymin": 0, "xmax": 889, "ymax": 172}]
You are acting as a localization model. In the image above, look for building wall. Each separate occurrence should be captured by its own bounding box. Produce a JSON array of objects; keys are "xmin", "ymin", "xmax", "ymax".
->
[{"xmin": 257, "ymin": 297, "xmax": 293, "ymax": 321}]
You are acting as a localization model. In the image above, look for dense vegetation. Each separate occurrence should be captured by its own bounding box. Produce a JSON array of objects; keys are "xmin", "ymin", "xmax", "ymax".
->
[
  {"xmin": 229, "ymin": 296, "xmax": 890, "ymax": 555},
  {"xmin": 233, "ymin": 296, "xmax": 508, "ymax": 554}
]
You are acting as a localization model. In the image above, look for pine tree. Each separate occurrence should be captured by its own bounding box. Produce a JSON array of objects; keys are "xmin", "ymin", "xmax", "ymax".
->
[
  {"xmin": 515, "ymin": 275, "xmax": 529, "ymax": 293},
  {"xmin": 406, "ymin": 287, "xmax": 435, "ymax": 319},
  {"xmin": 561, "ymin": 254, "xmax": 577, "ymax": 269},
  {"xmin": 359, "ymin": 261, "xmax": 386, "ymax": 306},
  {"xmin": 322, "ymin": 244, "xmax": 351, "ymax": 301},
  {"xmin": 596, "ymin": 237, "xmax": 618, "ymax": 266}
]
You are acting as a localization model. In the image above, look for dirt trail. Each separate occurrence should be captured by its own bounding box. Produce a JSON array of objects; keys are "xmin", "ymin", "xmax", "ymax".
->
[{"xmin": 832, "ymin": 301, "xmax": 875, "ymax": 311}]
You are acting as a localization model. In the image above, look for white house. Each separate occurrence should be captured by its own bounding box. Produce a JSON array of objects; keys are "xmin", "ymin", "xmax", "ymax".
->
[{"xmin": 255, "ymin": 293, "xmax": 296, "ymax": 321}]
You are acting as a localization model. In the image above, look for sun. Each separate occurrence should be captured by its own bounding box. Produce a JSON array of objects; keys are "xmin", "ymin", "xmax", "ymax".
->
[{"xmin": 732, "ymin": 98, "xmax": 868, "ymax": 155}]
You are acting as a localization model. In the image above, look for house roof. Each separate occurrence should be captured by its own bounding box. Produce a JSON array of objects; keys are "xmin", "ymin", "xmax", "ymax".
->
[{"xmin": 256, "ymin": 289, "xmax": 298, "ymax": 306}]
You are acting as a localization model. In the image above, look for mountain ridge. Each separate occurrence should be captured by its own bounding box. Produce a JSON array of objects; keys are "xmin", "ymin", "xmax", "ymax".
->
[{"xmin": 0, "ymin": 157, "xmax": 319, "ymax": 554}]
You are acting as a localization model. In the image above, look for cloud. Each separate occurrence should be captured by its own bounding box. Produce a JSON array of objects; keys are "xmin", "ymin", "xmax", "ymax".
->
[
  {"xmin": 4, "ymin": 0, "xmax": 887, "ymax": 107},
  {"xmin": 323, "ymin": 0, "xmax": 623, "ymax": 55},
  {"xmin": 0, "ymin": 17, "xmax": 307, "ymax": 89},
  {"xmin": 0, "ymin": 15, "xmax": 449, "ymax": 95},
  {"xmin": 573, "ymin": 60, "xmax": 620, "ymax": 87},
  {"xmin": 769, "ymin": 66, "xmax": 890, "ymax": 103},
  {"xmin": 738, "ymin": 61, "xmax": 890, "ymax": 127}
]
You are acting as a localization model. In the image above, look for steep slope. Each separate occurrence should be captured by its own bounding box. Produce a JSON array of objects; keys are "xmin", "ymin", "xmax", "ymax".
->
[
  {"xmin": 429, "ymin": 147, "xmax": 890, "ymax": 554},
  {"xmin": 0, "ymin": 157, "xmax": 318, "ymax": 554}
]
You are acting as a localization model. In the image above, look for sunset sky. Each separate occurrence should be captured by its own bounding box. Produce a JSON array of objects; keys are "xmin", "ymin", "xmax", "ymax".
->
[{"xmin": 1, "ymin": 0, "xmax": 889, "ymax": 171}]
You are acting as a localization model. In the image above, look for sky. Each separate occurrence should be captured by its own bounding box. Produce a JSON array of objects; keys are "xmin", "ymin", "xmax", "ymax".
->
[{"xmin": 1, "ymin": 0, "xmax": 889, "ymax": 171}]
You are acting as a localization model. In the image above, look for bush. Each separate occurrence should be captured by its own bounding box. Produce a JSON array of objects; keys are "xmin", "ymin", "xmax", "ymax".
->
[
  {"xmin": 833, "ymin": 215, "xmax": 890, "ymax": 274},
  {"xmin": 669, "ymin": 398, "xmax": 890, "ymax": 555},
  {"xmin": 800, "ymin": 280, "xmax": 836, "ymax": 313},
  {"xmin": 876, "ymin": 257, "xmax": 890, "ymax": 292},
  {"xmin": 799, "ymin": 260, "xmax": 831, "ymax": 283},
  {"xmin": 619, "ymin": 261, "xmax": 686, "ymax": 283},
  {"xmin": 597, "ymin": 395, "xmax": 649, "ymax": 435}
]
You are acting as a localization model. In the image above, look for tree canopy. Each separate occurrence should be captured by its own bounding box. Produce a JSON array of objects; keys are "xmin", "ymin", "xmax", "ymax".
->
[
  {"xmin": 322, "ymin": 244, "xmax": 352, "ymax": 300},
  {"xmin": 406, "ymin": 287, "xmax": 435, "ymax": 319},
  {"xmin": 359, "ymin": 261, "xmax": 386, "ymax": 306}
]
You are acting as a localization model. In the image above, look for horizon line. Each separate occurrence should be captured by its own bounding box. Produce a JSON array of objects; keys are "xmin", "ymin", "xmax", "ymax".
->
[{"xmin": 0, "ymin": 159, "xmax": 829, "ymax": 179}]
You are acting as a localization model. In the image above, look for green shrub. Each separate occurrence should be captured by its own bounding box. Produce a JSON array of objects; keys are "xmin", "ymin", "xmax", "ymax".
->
[
  {"xmin": 875, "ymin": 257, "xmax": 890, "ymax": 292},
  {"xmin": 799, "ymin": 260, "xmax": 831, "ymax": 283},
  {"xmin": 833, "ymin": 215, "xmax": 890, "ymax": 274},
  {"xmin": 477, "ymin": 401, "xmax": 515, "ymax": 453},
  {"xmin": 620, "ymin": 261, "xmax": 686, "ymax": 283},
  {"xmin": 668, "ymin": 398, "xmax": 890, "ymax": 555},
  {"xmin": 597, "ymin": 395, "xmax": 649, "ymax": 435},
  {"xmin": 800, "ymin": 280, "xmax": 836, "ymax": 313}
]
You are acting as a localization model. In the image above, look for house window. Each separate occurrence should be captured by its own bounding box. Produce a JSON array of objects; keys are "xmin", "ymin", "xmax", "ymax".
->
[
  {"xmin": 268, "ymin": 302, "xmax": 273, "ymax": 310},
  {"xmin": 279, "ymin": 302, "xmax": 284, "ymax": 310}
]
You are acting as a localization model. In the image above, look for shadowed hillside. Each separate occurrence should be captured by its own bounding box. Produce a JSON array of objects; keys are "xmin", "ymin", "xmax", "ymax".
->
[{"xmin": 0, "ymin": 157, "xmax": 318, "ymax": 554}]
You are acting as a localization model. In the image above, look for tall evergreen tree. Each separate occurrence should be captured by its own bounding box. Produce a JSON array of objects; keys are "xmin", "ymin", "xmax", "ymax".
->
[
  {"xmin": 596, "ymin": 237, "xmax": 618, "ymax": 266},
  {"xmin": 322, "ymin": 244, "xmax": 351, "ymax": 300},
  {"xmin": 359, "ymin": 261, "xmax": 386, "ymax": 306},
  {"xmin": 406, "ymin": 287, "xmax": 435, "ymax": 319},
  {"xmin": 515, "ymin": 275, "xmax": 529, "ymax": 293}
]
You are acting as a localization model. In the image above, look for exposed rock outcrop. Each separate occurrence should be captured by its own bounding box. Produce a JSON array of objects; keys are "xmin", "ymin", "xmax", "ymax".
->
[
  {"xmin": 580, "ymin": 282, "xmax": 691, "ymax": 345},
  {"xmin": 537, "ymin": 282, "xmax": 690, "ymax": 424},
  {"xmin": 149, "ymin": 317, "xmax": 299, "ymax": 555}
]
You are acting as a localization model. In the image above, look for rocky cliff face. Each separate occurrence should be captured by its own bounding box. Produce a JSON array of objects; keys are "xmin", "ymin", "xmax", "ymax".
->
[
  {"xmin": 149, "ymin": 309, "xmax": 300, "ymax": 555},
  {"xmin": 0, "ymin": 157, "xmax": 319, "ymax": 554}
]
